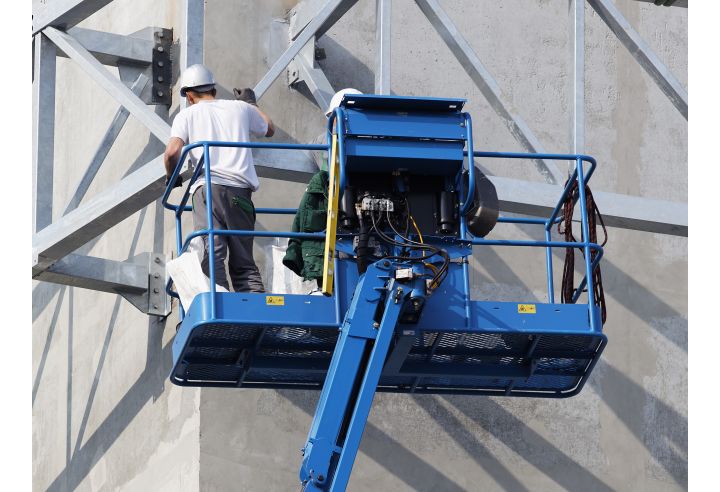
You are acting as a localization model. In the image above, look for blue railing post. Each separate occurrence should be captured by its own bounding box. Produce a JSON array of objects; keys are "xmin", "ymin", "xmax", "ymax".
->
[
  {"xmin": 326, "ymin": 109, "xmax": 335, "ymax": 172},
  {"xmin": 203, "ymin": 143, "xmax": 217, "ymax": 320},
  {"xmin": 545, "ymin": 224, "xmax": 555, "ymax": 304},
  {"xmin": 162, "ymin": 141, "xmax": 603, "ymax": 322},
  {"xmin": 336, "ymin": 107, "xmax": 347, "ymax": 200},
  {"xmin": 175, "ymin": 214, "xmax": 186, "ymax": 320},
  {"xmin": 575, "ymin": 157, "xmax": 597, "ymax": 330},
  {"xmin": 460, "ymin": 113, "xmax": 475, "ymax": 216}
]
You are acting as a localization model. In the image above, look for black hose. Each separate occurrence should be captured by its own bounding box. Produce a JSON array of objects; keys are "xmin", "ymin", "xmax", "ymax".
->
[{"xmin": 558, "ymin": 179, "xmax": 608, "ymax": 324}]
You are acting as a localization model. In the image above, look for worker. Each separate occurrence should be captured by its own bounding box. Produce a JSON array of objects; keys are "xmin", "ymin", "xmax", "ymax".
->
[
  {"xmin": 309, "ymin": 88, "xmax": 362, "ymax": 171},
  {"xmin": 164, "ymin": 64, "xmax": 275, "ymax": 293},
  {"xmin": 283, "ymin": 89, "xmax": 362, "ymax": 287}
]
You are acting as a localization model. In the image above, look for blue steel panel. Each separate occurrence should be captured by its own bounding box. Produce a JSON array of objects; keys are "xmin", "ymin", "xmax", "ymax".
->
[
  {"xmin": 341, "ymin": 93, "xmax": 466, "ymax": 112},
  {"xmin": 172, "ymin": 292, "xmax": 340, "ymax": 369},
  {"xmin": 170, "ymin": 286, "xmax": 605, "ymax": 396},
  {"xmin": 344, "ymin": 109, "xmax": 466, "ymax": 140},
  {"xmin": 412, "ymin": 301, "xmax": 599, "ymax": 334},
  {"xmin": 344, "ymin": 139, "xmax": 463, "ymax": 175}
]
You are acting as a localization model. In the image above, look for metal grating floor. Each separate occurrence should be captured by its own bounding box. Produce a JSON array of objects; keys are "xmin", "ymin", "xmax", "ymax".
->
[{"xmin": 171, "ymin": 321, "xmax": 605, "ymax": 397}]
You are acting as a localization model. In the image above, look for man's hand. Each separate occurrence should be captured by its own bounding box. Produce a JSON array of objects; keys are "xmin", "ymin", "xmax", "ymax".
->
[
  {"xmin": 164, "ymin": 136, "xmax": 185, "ymax": 179},
  {"xmin": 234, "ymin": 88, "xmax": 257, "ymax": 106},
  {"xmin": 166, "ymin": 174, "xmax": 183, "ymax": 189}
]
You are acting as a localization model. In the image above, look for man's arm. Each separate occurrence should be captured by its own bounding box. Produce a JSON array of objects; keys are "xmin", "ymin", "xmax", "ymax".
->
[
  {"xmin": 235, "ymin": 88, "xmax": 275, "ymax": 137},
  {"xmin": 164, "ymin": 137, "xmax": 185, "ymax": 178},
  {"xmin": 254, "ymin": 106, "xmax": 275, "ymax": 137}
]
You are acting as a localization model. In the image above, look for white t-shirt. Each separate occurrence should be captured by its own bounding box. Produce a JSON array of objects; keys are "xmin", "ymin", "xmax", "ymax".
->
[{"xmin": 170, "ymin": 99, "xmax": 269, "ymax": 193}]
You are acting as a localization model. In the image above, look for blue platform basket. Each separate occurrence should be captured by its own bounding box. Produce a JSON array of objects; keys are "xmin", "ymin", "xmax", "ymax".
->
[
  {"xmin": 163, "ymin": 95, "xmax": 607, "ymax": 400},
  {"xmin": 171, "ymin": 292, "xmax": 605, "ymax": 398}
]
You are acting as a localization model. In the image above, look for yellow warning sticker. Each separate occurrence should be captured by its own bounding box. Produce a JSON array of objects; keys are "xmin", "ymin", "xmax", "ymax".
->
[
  {"xmin": 518, "ymin": 304, "xmax": 536, "ymax": 314},
  {"xmin": 266, "ymin": 296, "xmax": 285, "ymax": 306}
]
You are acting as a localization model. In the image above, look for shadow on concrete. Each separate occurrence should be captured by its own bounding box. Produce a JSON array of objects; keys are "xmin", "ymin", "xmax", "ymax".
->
[
  {"xmin": 41, "ymin": 200, "xmax": 173, "ymax": 492},
  {"xmin": 591, "ymin": 360, "xmax": 687, "ymax": 487},
  {"xmin": 529, "ymin": 226, "xmax": 687, "ymax": 352},
  {"xmin": 471, "ymin": 245, "xmax": 541, "ymax": 302},
  {"xmin": 33, "ymin": 238, "xmax": 100, "ymax": 324},
  {"xmin": 66, "ymin": 288, "xmax": 74, "ymax": 466},
  {"xmin": 45, "ymin": 342, "xmax": 173, "ymax": 492},
  {"xmin": 71, "ymin": 295, "xmax": 123, "ymax": 458},
  {"xmin": 471, "ymin": 225, "xmax": 687, "ymax": 486},
  {"xmin": 597, "ymin": 259, "xmax": 687, "ymax": 352},
  {"xmin": 71, "ymin": 208, "xmax": 148, "ymax": 457},
  {"xmin": 317, "ymin": 36, "xmax": 375, "ymax": 95},
  {"xmin": 32, "ymin": 286, "xmax": 66, "ymax": 406},
  {"xmin": 124, "ymin": 133, "xmax": 165, "ymax": 177},
  {"xmin": 279, "ymin": 390, "xmax": 468, "ymax": 492},
  {"xmin": 413, "ymin": 395, "xmax": 532, "ymax": 492},
  {"xmin": 443, "ymin": 396, "xmax": 616, "ymax": 492}
]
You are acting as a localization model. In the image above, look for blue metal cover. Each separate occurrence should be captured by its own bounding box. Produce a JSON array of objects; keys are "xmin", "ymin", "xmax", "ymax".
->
[
  {"xmin": 341, "ymin": 93, "xmax": 466, "ymax": 113},
  {"xmin": 343, "ymin": 110, "xmax": 466, "ymax": 140},
  {"xmin": 343, "ymin": 139, "xmax": 464, "ymax": 175},
  {"xmin": 340, "ymin": 95, "xmax": 468, "ymax": 175}
]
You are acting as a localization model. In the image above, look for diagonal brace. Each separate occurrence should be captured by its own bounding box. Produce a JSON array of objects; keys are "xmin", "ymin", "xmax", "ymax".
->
[
  {"xmin": 254, "ymin": 0, "xmax": 359, "ymax": 100},
  {"xmin": 43, "ymin": 26, "xmax": 170, "ymax": 142},
  {"xmin": 415, "ymin": 0, "xmax": 564, "ymax": 184},
  {"xmin": 588, "ymin": 0, "xmax": 687, "ymax": 119},
  {"xmin": 32, "ymin": 0, "xmax": 115, "ymax": 35}
]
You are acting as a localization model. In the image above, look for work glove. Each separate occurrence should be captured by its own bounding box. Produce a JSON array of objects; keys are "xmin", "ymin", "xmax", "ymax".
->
[
  {"xmin": 165, "ymin": 174, "xmax": 183, "ymax": 189},
  {"xmin": 234, "ymin": 87, "xmax": 257, "ymax": 106}
]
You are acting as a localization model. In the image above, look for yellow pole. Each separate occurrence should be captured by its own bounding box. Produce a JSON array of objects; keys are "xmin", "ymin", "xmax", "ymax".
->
[{"xmin": 321, "ymin": 135, "xmax": 340, "ymax": 295}]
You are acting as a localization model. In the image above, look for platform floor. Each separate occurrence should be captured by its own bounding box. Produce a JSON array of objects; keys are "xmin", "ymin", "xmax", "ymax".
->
[{"xmin": 171, "ymin": 293, "xmax": 605, "ymax": 397}]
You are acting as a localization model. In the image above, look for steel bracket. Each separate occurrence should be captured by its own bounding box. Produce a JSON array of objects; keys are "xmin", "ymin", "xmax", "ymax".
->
[
  {"xmin": 118, "ymin": 252, "xmax": 171, "ymax": 317},
  {"xmin": 152, "ymin": 28, "xmax": 172, "ymax": 105}
]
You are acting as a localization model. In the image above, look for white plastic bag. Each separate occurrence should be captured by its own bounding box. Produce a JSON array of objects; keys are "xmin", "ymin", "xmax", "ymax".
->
[
  {"xmin": 263, "ymin": 238, "xmax": 317, "ymax": 294},
  {"xmin": 166, "ymin": 237, "xmax": 229, "ymax": 309}
]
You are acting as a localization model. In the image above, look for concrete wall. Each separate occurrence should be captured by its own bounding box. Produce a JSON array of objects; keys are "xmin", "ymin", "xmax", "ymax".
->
[
  {"xmin": 33, "ymin": 0, "xmax": 687, "ymax": 491},
  {"xmin": 32, "ymin": 2, "xmax": 200, "ymax": 491}
]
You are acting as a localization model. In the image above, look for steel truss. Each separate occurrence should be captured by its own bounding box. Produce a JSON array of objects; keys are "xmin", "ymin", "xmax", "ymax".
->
[{"xmin": 31, "ymin": 0, "xmax": 688, "ymax": 313}]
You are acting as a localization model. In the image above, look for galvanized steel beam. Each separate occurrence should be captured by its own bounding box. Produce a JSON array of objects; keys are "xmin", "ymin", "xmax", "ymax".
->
[
  {"xmin": 38, "ymin": 253, "xmax": 147, "ymax": 294},
  {"xmin": 64, "ymin": 27, "xmax": 154, "ymax": 66},
  {"xmin": 255, "ymin": 149, "xmax": 323, "ymax": 182},
  {"xmin": 290, "ymin": 0, "xmax": 360, "ymax": 40},
  {"xmin": 32, "ymin": 0, "xmax": 115, "ymax": 34},
  {"xmin": 35, "ymin": 252, "xmax": 170, "ymax": 316},
  {"xmin": 634, "ymin": 0, "xmax": 687, "ymax": 7},
  {"xmin": 32, "ymin": 154, "xmax": 170, "ymax": 274},
  {"xmin": 415, "ymin": 0, "xmax": 565, "ymax": 185},
  {"xmin": 33, "ymin": 33, "xmax": 57, "ymax": 233},
  {"xmin": 573, "ymin": 0, "xmax": 585, "ymax": 154},
  {"xmin": 492, "ymin": 176, "xmax": 687, "ymax": 236},
  {"xmin": 31, "ymin": 149, "xmax": 317, "ymax": 275},
  {"xmin": 293, "ymin": 43, "xmax": 335, "ymax": 110},
  {"xmin": 374, "ymin": 0, "xmax": 392, "ymax": 94},
  {"xmin": 43, "ymin": 27, "xmax": 171, "ymax": 143},
  {"xmin": 255, "ymin": 0, "xmax": 359, "ymax": 100},
  {"xmin": 32, "ymin": 142, "xmax": 686, "ymax": 282},
  {"xmin": 181, "ymin": 0, "xmax": 205, "ymax": 109},
  {"xmin": 588, "ymin": 0, "xmax": 688, "ymax": 119}
]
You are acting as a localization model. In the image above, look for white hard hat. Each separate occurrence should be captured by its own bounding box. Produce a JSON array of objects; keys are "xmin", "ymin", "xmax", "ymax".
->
[
  {"xmin": 325, "ymin": 88, "xmax": 362, "ymax": 117},
  {"xmin": 179, "ymin": 64, "xmax": 216, "ymax": 97}
]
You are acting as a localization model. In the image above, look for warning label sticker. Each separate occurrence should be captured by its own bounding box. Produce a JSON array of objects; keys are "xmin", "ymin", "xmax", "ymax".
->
[
  {"xmin": 266, "ymin": 296, "xmax": 285, "ymax": 306},
  {"xmin": 518, "ymin": 304, "xmax": 536, "ymax": 314}
]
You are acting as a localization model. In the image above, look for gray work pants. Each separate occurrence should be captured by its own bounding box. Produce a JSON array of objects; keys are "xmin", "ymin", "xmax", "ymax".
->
[{"xmin": 192, "ymin": 184, "xmax": 265, "ymax": 293}]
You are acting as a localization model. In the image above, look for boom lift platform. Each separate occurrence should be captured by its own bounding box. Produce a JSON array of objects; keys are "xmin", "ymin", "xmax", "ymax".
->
[{"xmin": 163, "ymin": 94, "xmax": 606, "ymax": 491}]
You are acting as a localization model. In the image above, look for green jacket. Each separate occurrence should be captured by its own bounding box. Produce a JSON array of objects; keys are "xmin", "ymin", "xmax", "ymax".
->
[{"xmin": 283, "ymin": 171, "xmax": 328, "ymax": 281}]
